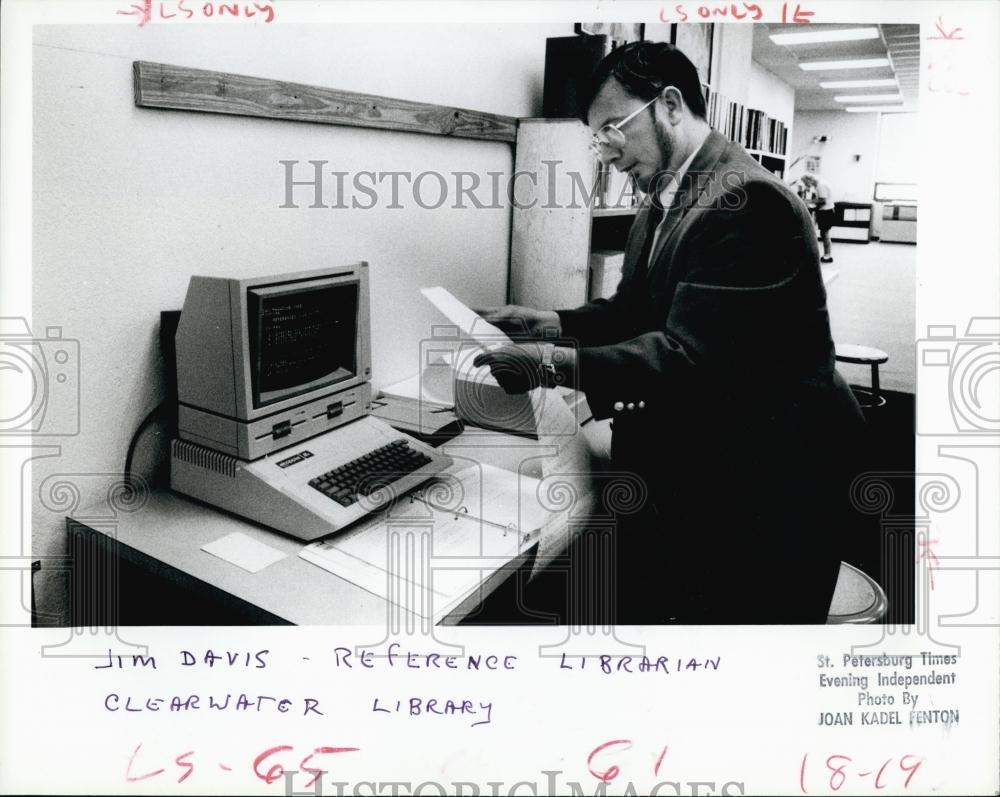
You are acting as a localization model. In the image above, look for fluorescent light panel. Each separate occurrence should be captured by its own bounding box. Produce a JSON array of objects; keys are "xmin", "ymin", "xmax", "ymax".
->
[
  {"xmin": 770, "ymin": 27, "xmax": 879, "ymax": 45},
  {"xmin": 800, "ymin": 58, "xmax": 891, "ymax": 71},
  {"xmin": 845, "ymin": 105, "xmax": 912, "ymax": 113},
  {"xmin": 834, "ymin": 94, "xmax": 903, "ymax": 103},
  {"xmin": 820, "ymin": 78, "xmax": 898, "ymax": 88}
]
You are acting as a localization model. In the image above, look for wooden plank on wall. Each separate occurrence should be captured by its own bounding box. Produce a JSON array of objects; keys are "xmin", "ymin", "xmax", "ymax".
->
[{"xmin": 132, "ymin": 61, "xmax": 518, "ymax": 144}]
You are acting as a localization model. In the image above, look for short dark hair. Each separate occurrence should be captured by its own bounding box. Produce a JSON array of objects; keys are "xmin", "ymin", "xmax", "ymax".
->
[{"xmin": 581, "ymin": 41, "xmax": 708, "ymax": 123}]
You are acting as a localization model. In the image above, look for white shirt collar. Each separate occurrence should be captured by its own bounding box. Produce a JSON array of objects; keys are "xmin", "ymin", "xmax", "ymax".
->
[{"xmin": 656, "ymin": 145, "xmax": 701, "ymax": 210}]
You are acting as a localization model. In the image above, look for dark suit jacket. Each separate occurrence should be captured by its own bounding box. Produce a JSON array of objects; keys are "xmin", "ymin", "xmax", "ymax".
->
[{"xmin": 558, "ymin": 131, "xmax": 864, "ymax": 623}]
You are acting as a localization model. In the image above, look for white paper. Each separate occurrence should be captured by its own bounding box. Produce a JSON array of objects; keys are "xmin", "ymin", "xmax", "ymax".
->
[
  {"xmin": 200, "ymin": 532, "xmax": 288, "ymax": 573},
  {"xmin": 421, "ymin": 285, "xmax": 510, "ymax": 348}
]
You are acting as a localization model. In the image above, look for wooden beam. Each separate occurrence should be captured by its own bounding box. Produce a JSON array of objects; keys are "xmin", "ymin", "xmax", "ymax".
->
[{"xmin": 132, "ymin": 61, "xmax": 518, "ymax": 144}]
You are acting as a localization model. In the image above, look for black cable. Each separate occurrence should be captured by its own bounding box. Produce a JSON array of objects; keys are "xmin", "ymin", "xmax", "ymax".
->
[
  {"xmin": 123, "ymin": 400, "xmax": 168, "ymax": 490},
  {"xmin": 123, "ymin": 309, "xmax": 182, "ymax": 491}
]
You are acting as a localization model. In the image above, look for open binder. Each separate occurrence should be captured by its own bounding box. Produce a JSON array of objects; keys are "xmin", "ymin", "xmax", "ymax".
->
[{"xmin": 299, "ymin": 462, "xmax": 549, "ymax": 620}]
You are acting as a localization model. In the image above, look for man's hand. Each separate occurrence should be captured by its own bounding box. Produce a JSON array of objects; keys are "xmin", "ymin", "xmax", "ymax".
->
[
  {"xmin": 473, "ymin": 305, "xmax": 561, "ymax": 341},
  {"xmin": 473, "ymin": 343, "xmax": 576, "ymax": 394}
]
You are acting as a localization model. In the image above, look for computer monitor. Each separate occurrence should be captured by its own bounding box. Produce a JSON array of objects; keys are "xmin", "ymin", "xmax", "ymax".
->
[
  {"xmin": 175, "ymin": 263, "xmax": 372, "ymax": 459},
  {"xmin": 248, "ymin": 277, "xmax": 360, "ymax": 408}
]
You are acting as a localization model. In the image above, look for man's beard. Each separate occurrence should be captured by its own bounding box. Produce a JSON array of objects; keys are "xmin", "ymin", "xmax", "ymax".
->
[{"xmin": 644, "ymin": 120, "xmax": 676, "ymax": 197}]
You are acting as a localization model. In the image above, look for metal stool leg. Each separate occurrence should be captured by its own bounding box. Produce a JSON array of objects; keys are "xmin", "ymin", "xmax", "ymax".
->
[{"xmin": 870, "ymin": 363, "xmax": 881, "ymax": 407}]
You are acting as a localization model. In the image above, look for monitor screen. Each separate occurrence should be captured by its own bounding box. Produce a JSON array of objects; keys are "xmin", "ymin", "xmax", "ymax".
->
[{"xmin": 248, "ymin": 279, "xmax": 359, "ymax": 408}]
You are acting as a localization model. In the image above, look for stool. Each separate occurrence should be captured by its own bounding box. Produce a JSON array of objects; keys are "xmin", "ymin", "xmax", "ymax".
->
[
  {"xmin": 827, "ymin": 561, "xmax": 888, "ymax": 623},
  {"xmin": 835, "ymin": 343, "xmax": 889, "ymax": 408}
]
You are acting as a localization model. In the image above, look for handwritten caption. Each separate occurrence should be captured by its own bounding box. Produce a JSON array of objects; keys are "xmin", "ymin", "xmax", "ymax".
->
[
  {"xmin": 91, "ymin": 645, "xmax": 724, "ymax": 789},
  {"xmin": 94, "ymin": 645, "xmax": 722, "ymax": 727},
  {"xmin": 658, "ymin": 2, "xmax": 814, "ymax": 23},
  {"xmin": 116, "ymin": 1, "xmax": 277, "ymax": 27}
]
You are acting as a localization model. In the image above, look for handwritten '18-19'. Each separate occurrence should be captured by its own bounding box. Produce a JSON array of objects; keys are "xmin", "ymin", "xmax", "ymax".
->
[{"xmin": 799, "ymin": 752, "xmax": 925, "ymax": 792}]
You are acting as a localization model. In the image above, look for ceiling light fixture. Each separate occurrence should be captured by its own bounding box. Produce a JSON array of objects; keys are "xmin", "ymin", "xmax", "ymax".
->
[
  {"xmin": 834, "ymin": 94, "xmax": 904, "ymax": 103},
  {"xmin": 800, "ymin": 58, "xmax": 891, "ymax": 71},
  {"xmin": 844, "ymin": 105, "xmax": 913, "ymax": 113},
  {"xmin": 820, "ymin": 79, "xmax": 898, "ymax": 88},
  {"xmin": 770, "ymin": 27, "xmax": 879, "ymax": 45}
]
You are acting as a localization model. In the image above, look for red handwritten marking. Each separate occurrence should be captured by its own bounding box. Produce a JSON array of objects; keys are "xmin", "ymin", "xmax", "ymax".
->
[
  {"xmin": 875, "ymin": 758, "xmax": 891, "ymax": 789},
  {"xmin": 125, "ymin": 743, "xmax": 361, "ymax": 785},
  {"xmin": 587, "ymin": 739, "xmax": 633, "ymax": 782},
  {"xmin": 928, "ymin": 16, "xmax": 964, "ymax": 40},
  {"xmin": 927, "ymin": 61, "xmax": 972, "ymax": 97},
  {"xmin": 300, "ymin": 747, "xmax": 361, "ymax": 789},
  {"xmin": 653, "ymin": 745, "xmax": 669, "ymax": 777},
  {"xmin": 826, "ymin": 754, "xmax": 851, "ymax": 791},
  {"xmin": 916, "ymin": 538, "xmax": 941, "ymax": 589},
  {"xmin": 116, "ymin": 0, "xmax": 274, "ymax": 27},
  {"xmin": 175, "ymin": 751, "xmax": 195, "ymax": 783},
  {"xmin": 116, "ymin": 0, "xmax": 151, "ymax": 26},
  {"xmin": 697, "ymin": 3, "xmax": 763, "ymax": 20},
  {"xmin": 125, "ymin": 743, "xmax": 165, "ymax": 782},
  {"xmin": 253, "ymin": 745, "xmax": 295, "ymax": 785},
  {"xmin": 658, "ymin": 3, "xmax": 794, "ymax": 23},
  {"xmin": 802, "ymin": 753, "xmax": 925, "ymax": 792},
  {"xmin": 781, "ymin": 3, "xmax": 814, "ymax": 24},
  {"xmin": 900, "ymin": 755, "xmax": 925, "ymax": 787}
]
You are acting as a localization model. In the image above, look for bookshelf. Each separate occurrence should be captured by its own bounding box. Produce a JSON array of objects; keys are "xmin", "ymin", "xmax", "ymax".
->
[{"xmin": 707, "ymin": 87, "xmax": 789, "ymax": 178}]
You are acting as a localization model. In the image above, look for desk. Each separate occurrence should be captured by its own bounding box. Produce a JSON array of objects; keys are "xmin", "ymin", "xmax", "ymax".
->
[{"xmin": 66, "ymin": 421, "xmax": 611, "ymax": 626}]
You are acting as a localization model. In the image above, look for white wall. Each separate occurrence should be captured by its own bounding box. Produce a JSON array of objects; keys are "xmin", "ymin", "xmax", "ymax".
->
[
  {"xmin": 788, "ymin": 110, "xmax": 879, "ymax": 203},
  {"xmin": 875, "ymin": 111, "xmax": 919, "ymax": 184},
  {"xmin": 31, "ymin": 23, "xmax": 571, "ymax": 624},
  {"xmin": 747, "ymin": 60, "xmax": 794, "ymax": 143}
]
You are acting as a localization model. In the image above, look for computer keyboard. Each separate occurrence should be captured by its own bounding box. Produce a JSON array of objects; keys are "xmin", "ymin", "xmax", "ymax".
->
[{"xmin": 308, "ymin": 439, "xmax": 433, "ymax": 507}]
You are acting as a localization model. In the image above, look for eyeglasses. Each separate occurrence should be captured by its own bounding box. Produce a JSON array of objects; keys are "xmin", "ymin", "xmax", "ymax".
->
[{"xmin": 589, "ymin": 94, "xmax": 659, "ymax": 163}]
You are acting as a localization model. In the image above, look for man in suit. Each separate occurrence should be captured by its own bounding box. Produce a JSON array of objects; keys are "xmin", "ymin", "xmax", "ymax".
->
[{"xmin": 475, "ymin": 42, "xmax": 863, "ymax": 623}]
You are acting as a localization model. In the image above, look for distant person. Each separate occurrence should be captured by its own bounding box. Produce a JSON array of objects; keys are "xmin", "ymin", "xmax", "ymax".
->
[{"xmin": 800, "ymin": 173, "xmax": 835, "ymax": 263}]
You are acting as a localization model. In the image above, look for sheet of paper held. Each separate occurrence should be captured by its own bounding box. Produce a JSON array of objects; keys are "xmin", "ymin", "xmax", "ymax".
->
[
  {"xmin": 420, "ymin": 287, "xmax": 596, "ymax": 575},
  {"xmin": 419, "ymin": 286, "xmax": 509, "ymax": 348}
]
